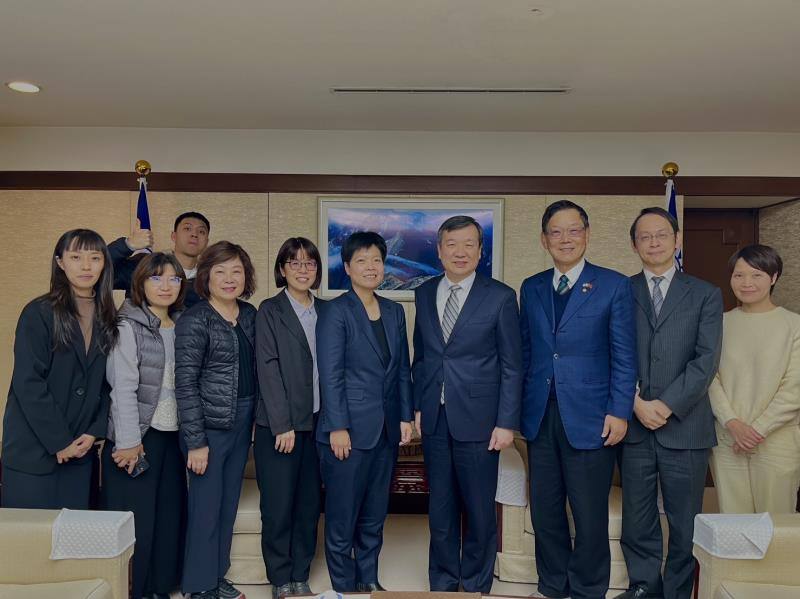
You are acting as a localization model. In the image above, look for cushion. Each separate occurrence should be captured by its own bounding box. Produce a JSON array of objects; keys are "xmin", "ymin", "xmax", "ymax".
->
[
  {"xmin": 233, "ymin": 478, "xmax": 261, "ymax": 534},
  {"xmin": 0, "ymin": 579, "xmax": 112, "ymax": 599},
  {"xmin": 715, "ymin": 581, "xmax": 800, "ymax": 599}
]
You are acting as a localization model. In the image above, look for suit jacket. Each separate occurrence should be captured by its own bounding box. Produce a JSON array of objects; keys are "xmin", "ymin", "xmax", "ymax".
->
[
  {"xmin": 315, "ymin": 290, "xmax": 413, "ymax": 450},
  {"xmin": 412, "ymin": 273, "xmax": 522, "ymax": 442},
  {"xmin": 520, "ymin": 261, "xmax": 638, "ymax": 450},
  {"xmin": 2, "ymin": 298, "xmax": 110, "ymax": 474},
  {"xmin": 255, "ymin": 290, "xmax": 327, "ymax": 435},
  {"xmin": 625, "ymin": 271, "xmax": 723, "ymax": 449}
]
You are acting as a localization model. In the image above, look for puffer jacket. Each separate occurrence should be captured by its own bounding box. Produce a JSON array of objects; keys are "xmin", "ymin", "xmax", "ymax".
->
[
  {"xmin": 106, "ymin": 299, "xmax": 183, "ymax": 447},
  {"xmin": 175, "ymin": 299, "xmax": 258, "ymax": 450}
]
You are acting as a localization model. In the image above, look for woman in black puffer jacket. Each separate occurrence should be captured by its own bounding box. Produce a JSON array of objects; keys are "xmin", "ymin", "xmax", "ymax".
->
[{"xmin": 175, "ymin": 241, "xmax": 258, "ymax": 599}]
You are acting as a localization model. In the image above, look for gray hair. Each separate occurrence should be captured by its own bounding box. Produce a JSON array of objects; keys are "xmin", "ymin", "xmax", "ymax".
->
[{"xmin": 437, "ymin": 215, "xmax": 484, "ymax": 246}]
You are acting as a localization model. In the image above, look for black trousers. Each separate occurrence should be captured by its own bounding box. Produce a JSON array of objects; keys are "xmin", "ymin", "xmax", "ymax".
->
[
  {"xmin": 422, "ymin": 403, "xmax": 499, "ymax": 593},
  {"xmin": 318, "ymin": 429, "xmax": 396, "ymax": 592},
  {"xmin": 100, "ymin": 428, "xmax": 187, "ymax": 599},
  {"xmin": 1, "ymin": 456, "xmax": 93, "ymax": 509},
  {"xmin": 254, "ymin": 423, "xmax": 321, "ymax": 586},
  {"xmin": 620, "ymin": 433, "xmax": 709, "ymax": 599},
  {"xmin": 528, "ymin": 400, "xmax": 616, "ymax": 599},
  {"xmin": 181, "ymin": 399, "xmax": 254, "ymax": 594}
]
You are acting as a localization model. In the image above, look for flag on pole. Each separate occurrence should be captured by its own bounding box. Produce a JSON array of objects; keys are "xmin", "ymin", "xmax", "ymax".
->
[
  {"xmin": 665, "ymin": 178, "xmax": 683, "ymax": 271},
  {"xmin": 136, "ymin": 177, "xmax": 151, "ymax": 230}
]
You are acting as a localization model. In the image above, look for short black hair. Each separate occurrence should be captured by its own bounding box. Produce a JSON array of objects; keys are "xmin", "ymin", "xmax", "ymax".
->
[
  {"xmin": 541, "ymin": 200, "xmax": 589, "ymax": 232},
  {"xmin": 274, "ymin": 237, "xmax": 322, "ymax": 289},
  {"xmin": 728, "ymin": 244, "xmax": 783, "ymax": 292},
  {"xmin": 629, "ymin": 207, "xmax": 680, "ymax": 243},
  {"xmin": 173, "ymin": 211, "xmax": 210, "ymax": 232},
  {"xmin": 341, "ymin": 231, "xmax": 387, "ymax": 264},
  {"xmin": 437, "ymin": 215, "xmax": 483, "ymax": 246}
]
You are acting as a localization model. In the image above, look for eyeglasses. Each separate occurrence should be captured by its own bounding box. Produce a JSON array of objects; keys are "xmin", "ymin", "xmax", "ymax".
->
[
  {"xmin": 636, "ymin": 232, "xmax": 673, "ymax": 244},
  {"xmin": 147, "ymin": 275, "xmax": 183, "ymax": 286},
  {"xmin": 285, "ymin": 260, "xmax": 318, "ymax": 271},
  {"xmin": 546, "ymin": 227, "xmax": 586, "ymax": 240}
]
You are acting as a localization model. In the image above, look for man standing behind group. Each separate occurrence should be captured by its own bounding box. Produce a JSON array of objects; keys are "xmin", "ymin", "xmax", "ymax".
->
[
  {"xmin": 109, "ymin": 211, "xmax": 210, "ymax": 308},
  {"xmin": 520, "ymin": 200, "xmax": 637, "ymax": 599},
  {"xmin": 618, "ymin": 207, "xmax": 722, "ymax": 599},
  {"xmin": 412, "ymin": 215, "xmax": 522, "ymax": 594}
]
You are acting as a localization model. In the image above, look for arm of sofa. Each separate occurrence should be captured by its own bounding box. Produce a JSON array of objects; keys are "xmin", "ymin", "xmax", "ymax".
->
[
  {"xmin": 694, "ymin": 513, "xmax": 800, "ymax": 599},
  {"xmin": 0, "ymin": 508, "xmax": 133, "ymax": 599}
]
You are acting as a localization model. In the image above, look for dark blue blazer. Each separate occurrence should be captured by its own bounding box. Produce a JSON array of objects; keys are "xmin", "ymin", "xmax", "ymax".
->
[
  {"xmin": 316, "ymin": 290, "xmax": 413, "ymax": 450},
  {"xmin": 412, "ymin": 273, "xmax": 522, "ymax": 442},
  {"xmin": 519, "ymin": 262, "xmax": 638, "ymax": 449}
]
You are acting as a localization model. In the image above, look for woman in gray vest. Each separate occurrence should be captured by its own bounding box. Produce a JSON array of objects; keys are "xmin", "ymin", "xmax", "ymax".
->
[{"xmin": 101, "ymin": 252, "xmax": 188, "ymax": 599}]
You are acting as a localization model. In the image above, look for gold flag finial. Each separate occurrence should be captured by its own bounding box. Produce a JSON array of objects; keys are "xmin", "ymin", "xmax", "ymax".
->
[
  {"xmin": 661, "ymin": 162, "xmax": 679, "ymax": 179},
  {"xmin": 135, "ymin": 160, "xmax": 151, "ymax": 177}
]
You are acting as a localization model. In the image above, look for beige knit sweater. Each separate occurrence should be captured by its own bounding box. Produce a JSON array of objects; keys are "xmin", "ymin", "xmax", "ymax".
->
[{"xmin": 709, "ymin": 306, "xmax": 800, "ymax": 437}]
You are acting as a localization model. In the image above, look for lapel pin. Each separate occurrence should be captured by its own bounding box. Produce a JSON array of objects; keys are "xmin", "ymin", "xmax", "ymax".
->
[{"xmin": 581, "ymin": 282, "xmax": 593, "ymax": 293}]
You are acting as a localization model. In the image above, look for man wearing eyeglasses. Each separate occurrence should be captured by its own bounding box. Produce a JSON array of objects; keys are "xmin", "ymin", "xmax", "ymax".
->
[
  {"xmin": 519, "ymin": 200, "xmax": 637, "ymax": 599},
  {"xmin": 616, "ymin": 207, "xmax": 722, "ymax": 599}
]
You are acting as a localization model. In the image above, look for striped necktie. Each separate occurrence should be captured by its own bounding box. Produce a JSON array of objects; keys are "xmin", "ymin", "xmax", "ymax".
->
[
  {"xmin": 652, "ymin": 276, "xmax": 665, "ymax": 317},
  {"xmin": 556, "ymin": 274, "xmax": 570, "ymax": 295},
  {"xmin": 440, "ymin": 284, "xmax": 461, "ymax": 404}
]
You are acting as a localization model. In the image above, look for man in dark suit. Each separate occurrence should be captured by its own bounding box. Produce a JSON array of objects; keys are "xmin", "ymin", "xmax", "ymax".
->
[
  {"xmin": 108, "ymin": 211, "xmax": 210, "ymax": 308},
  {"xmin": 520, "ymin": 200, "xmax": 637, "ymax": 599},
  {"xmin": 412, "ymin": 215, "xmax": 522, "ymax": 593},
  {"xmin": 316, "ymin": 232, "xmax": 413, "ymax": 593},
  {"xmin": 617, "ymin": 207, "xmax": 723, "ymax": 599}
]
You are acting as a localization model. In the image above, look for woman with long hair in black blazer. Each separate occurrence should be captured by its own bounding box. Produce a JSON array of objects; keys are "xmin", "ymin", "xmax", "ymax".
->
[
  {"xmin": 176, "ymin": 241, "xmax": 258, "ymax": 599},
  {"xmin": 1, "ymin": 229, "xmax": 118, "ymax": 509},
  {"xmin": 101, "ymin": 252, "xmax": 189, "ymax": 599},
  {"xmin": 254, "ymin": 237, "xmax": 326, "ymax": 599}
]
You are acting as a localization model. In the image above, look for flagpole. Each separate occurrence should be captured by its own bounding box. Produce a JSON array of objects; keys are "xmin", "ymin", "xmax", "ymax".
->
[
  {"xmin": 134, "ymin": 159, "xmax": 153, "ymax": 236},
  {"xmin": 661, "ymin": 161, "xmax": 684, "ymax": 271}
]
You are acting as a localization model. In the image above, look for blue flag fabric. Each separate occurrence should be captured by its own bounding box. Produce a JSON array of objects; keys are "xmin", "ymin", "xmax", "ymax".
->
[
  {"xmin": 136, "ymin": 178, "xmax": 151, "ymax": 230},
  {"xmin": 665, "ymin": 179, "xmax": 683, "ymax": 271}
]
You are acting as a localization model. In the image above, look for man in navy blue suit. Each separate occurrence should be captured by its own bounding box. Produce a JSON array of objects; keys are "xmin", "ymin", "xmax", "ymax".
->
[
  {"xmin": 316, "ymin": 232, "xmax": 414, "ymax": 593},
  {"xmin": 412, "ymin": 215, "xmax": 522, "ymax": 593},
  {"xmin": 520, "ymin": 200, "xmax": 637, "ymax": 599}
]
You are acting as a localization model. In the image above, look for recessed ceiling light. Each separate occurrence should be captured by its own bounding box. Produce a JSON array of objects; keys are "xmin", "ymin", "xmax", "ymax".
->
[{"xmin": 6, "ymin": 81, "xmax": 41, "ymax": 93}]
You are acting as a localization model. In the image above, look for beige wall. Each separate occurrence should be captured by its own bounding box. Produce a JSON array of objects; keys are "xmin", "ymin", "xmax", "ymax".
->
[
  {"xmin": 759, "ymin": 199, "xmax": 800, "ymax": 313},
  {"xmin": 0, "ymin": 191, "xmax": 675, "ymax": 442}
]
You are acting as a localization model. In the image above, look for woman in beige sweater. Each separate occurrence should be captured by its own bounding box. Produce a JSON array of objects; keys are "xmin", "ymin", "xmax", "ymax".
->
[{"xmin": 709, "ymin": 244, "xmax": 800, "ymax": 513}]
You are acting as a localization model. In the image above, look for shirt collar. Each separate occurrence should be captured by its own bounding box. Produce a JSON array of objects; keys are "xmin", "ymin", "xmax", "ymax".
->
[
  {"xmin": 443, "ymin": 270, "xmax": 477, "ymax": 295},
  {"xmin": 284, "ymin": 289, "xmax": 315, "ymax": 315},
  {"xmin": 643, "ymin": 265, "xmax": 677, "ymax": 287},
  {"xmin": 553, "ymin": 258, "xmax": 586, "ymax": 290}
]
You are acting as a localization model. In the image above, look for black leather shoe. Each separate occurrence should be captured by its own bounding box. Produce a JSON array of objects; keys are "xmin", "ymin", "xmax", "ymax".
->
[
  {"xmin": 292, "ymin": 581, "xmax": 313, "ymax": 595},
  {"xmin": 613, "ymin": 585, "xmax": 649, "ymax": 599},
  {"xmin": 355, "ymin": 582, "xmax": 387, "ymax": 592},
  {"xmin": 272, "ymin": 582, "xmax": 294, "ymax": 599}
]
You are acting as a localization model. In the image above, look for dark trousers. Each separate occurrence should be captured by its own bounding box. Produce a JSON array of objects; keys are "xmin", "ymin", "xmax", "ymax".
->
[
  {"xmin": 100, "ymin": 429, "xmax": 187, "ymax": 599},
  {"xmin": 422, "ymin": 404, "xmax": 500, "ymax": 593},
  {"xmin": 182, "ymin": 399, "xmax": 254, "ymax": 594},
  {"xmin": 528, "ymin": 400, "xmax": 616, "ymax": 599},
  {"xmin": 1, "ymin": 457, "xmax": 93, "ymax": 509},
  {"xmin": 254, "ymin": 423, "xmax": 321, "ymax": 586},
  {"xmin": 318, "ymin": 429, "xmax": 396, "ymax": 592},
  {"xmin": 620, "ymin": 433, "xmax": 709, "ymax": 599}
]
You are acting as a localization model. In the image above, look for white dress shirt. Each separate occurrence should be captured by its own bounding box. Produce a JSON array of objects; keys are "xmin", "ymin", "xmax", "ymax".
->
[
  {"xmin": 643, "ymin": 265, "xmax": 677, "ymax": 300},
  {"xmin": 552, "ymin": 259, "xmax": 586, "ymax": 291},
  {"xmin": 436, "ymin": 271, "xmax": 477, "ymax": 323}
]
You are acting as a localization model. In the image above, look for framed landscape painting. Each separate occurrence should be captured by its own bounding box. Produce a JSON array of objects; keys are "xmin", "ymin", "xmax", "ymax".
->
[{"xmin": 319, "ymin": 198, "xmax": 503, "ymax": 300}]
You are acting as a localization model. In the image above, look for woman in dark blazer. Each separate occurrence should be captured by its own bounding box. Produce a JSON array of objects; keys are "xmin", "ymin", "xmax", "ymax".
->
[
  {"xmin": 316, "ymin": 231, "xmax": 413, "ymax": 593},
  {"xmin": 254, "ymin": 237, "xmax": 326, "ymax": 599},
  {"xmin": 175, "ymin": 241, "xmax": 258, "ymax": 599},
  {"xmin": 1, "ymin": 229, "xmax": 118, "ymax": 509}
]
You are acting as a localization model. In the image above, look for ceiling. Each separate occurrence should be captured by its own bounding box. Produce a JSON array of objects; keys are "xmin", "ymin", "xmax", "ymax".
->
[
  {"xmin": 2, "ymin": 0, "xmax": 799, "ymax": 132},
  {"xmin": 685, "ymin": 196, "xmax": 798, "ymax": 209}
]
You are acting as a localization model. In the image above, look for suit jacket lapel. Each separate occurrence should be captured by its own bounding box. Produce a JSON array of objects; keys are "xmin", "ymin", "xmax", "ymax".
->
[
  {"xmin": 69, "ymin": 321, "xmax": 90, "ymax": 371},
  {"xmin": 448, "ymin": 274, "xmax": 490, "ymax": 343},
  {"xmin": 654, "ymin": 273, "xmax": 691, "ymax": 327},
  {"xmin": 426, "ymin": 276, "xmax": 446, "ymax": 346},
  {"xmin": 378, "ymin": 296, "xmax": 396, "ymax": 368},
  {"xmin": 276, "ymin": 291, "xmax": 312, "ymax": 357},
  {"xmin": 347, "ymin": 290, "xmax": 385, "ymax": 366},
  {"xmin": 534, "ymin": 272, "xmax": 556, "ymax": 334},
  {"xmin": 557, "ymin": 262, "xmax": 598, "ymax": 329},
  {"xmin": 632, "ymin": 272, "xmax": 657, "ymax": 329}
]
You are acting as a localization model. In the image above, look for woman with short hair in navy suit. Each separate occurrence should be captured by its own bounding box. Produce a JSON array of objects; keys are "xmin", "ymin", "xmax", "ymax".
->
[
  {"xmin": 2, "ymin": 229, "xmax": 118, "ymax": 509},
  {"xmin": 316, "ymin": 231, "xmax": 414, "ymax": 593}
]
